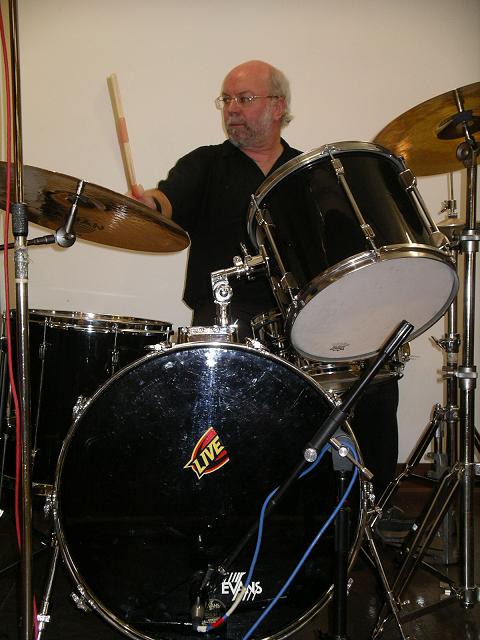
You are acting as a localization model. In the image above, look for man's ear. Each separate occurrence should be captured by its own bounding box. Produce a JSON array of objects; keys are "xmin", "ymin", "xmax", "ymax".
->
[{"xmin": 273, "ymin": 96, "xmax": 286, "ymax": 122}]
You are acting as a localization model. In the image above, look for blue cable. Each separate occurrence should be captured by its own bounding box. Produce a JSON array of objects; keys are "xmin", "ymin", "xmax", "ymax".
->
[
  {"xmin": 205, "ymin": 444, "xmax": 332, "ymax": 631},
  {"xmin": 244, "ymin": 442, "xmax": 331, "ymax": 590},
  {"xmin": 241, "ymin": 443, "xmax": 359, "ymax": 640}
]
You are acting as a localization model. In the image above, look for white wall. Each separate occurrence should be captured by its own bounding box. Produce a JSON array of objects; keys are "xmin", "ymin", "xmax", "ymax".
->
[{"xmin": 1, "ymin": 0, "xmax": 479, "ymax": 461}]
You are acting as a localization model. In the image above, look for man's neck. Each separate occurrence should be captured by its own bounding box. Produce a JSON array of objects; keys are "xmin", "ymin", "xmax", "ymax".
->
[{"xmin": 240, "ymin": 139, "xmax": 285, "ymax": 175}]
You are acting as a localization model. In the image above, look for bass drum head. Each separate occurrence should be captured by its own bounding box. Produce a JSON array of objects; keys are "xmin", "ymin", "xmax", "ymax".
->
[{"xmin": 55, "ymin": 343, "xmax": 364, "ymax": 640}]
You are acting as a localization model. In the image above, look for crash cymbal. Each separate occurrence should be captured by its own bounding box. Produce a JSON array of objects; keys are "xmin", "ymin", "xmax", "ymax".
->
[
  {"xmin": 0, "ymin": 163, "xmax": 189, "ymax": 252},
  {"xmin": 373, "ymin": 81, "xmax": 480, "ymax": 176}
]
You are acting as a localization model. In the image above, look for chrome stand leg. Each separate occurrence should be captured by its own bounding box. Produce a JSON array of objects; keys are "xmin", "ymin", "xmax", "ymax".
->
[
  {"xmin": 36, "ymin": 534, "xmax": 60, "ymax": 640},
  {"xmin": 370, "ymin": 465, "xmax": 462, "ymax": 638},
  {"xmin": 363, "ymin": 523, "xmax": 409, "ymax": 640}
]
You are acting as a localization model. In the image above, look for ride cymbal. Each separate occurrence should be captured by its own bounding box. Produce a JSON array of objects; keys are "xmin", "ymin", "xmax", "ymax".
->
[
  {"xmin": 373, "ymin": 81, "xmax": 480, "ymax": 176},
  {"xmin": 0, "ymin": 163, "xmax": 189, "ymax": 252}
]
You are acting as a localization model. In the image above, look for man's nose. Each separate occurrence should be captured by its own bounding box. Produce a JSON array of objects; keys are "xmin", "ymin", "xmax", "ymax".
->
[{"xmin": 225, "ymin": 97, "xmax": 240, "ymax": 113}]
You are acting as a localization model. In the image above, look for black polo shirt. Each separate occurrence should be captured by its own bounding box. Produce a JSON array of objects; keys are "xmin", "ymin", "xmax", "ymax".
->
[{"xmin": 158, "ymin": 139, "xmax": 301, "ymax": 319}]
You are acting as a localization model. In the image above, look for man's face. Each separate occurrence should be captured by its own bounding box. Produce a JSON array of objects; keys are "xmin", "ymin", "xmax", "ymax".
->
[{"xmin": 221, "ymin": 67, "xmax": 282, "ymax": 149}]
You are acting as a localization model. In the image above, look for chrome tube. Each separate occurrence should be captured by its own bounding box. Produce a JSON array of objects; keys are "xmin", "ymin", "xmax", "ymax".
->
[
  {"xmin": 8, "ymin": 0, "xmax": 34, "ymax": 637},
  {"xmin": 458, "ymin": 155, "xmax": 478, "ymax": 607}
]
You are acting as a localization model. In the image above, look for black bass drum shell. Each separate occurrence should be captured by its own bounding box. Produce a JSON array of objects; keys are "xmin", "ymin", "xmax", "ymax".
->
[{"xmin": 54, "ymin": 343, "xmax": 364, "ymax": 640}]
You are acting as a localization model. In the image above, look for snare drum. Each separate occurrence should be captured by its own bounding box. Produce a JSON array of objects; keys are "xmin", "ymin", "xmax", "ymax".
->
[
  {"xmin": 248, "ymin": 142, "xmax": 458, "ymax": 362},
  {"xmin": 251, "ymin": 309, "xmax": 409, "ymax": 394},
  {"xmin": 55, "ymin": 342, "xmax": 365, "ymax": 640},
  {"xmin": 1, "ymin": 310, "xmax": 172, "ymax": 489}
]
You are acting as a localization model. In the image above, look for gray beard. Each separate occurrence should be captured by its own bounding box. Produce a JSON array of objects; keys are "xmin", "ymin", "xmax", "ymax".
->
[{"xmin": 227, "ymin": 135, "xmax": 244, "ymax": 148}]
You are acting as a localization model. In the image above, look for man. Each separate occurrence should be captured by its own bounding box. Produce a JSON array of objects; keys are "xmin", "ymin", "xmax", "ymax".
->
[
  {"xmin": 135, "ymin": 59, "xmax": 298, "ymax": 334},
  {"xmin": 134, "ymin": 59, "xmax": 399, "ymax": 502}
]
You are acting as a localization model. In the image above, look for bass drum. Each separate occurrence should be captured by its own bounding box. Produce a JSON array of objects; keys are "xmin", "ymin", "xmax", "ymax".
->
[{"xmin": 55, "ymin": 343, "xmax": 365, "ymax": 640}]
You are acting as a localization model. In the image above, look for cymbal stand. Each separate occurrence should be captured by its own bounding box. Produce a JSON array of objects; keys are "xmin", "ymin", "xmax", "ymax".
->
[
  {"xmin": 427, "ymin": 204, "xmax": 463, "ymax": 565},
  {"xmin": 2, "ymin": 3, "xmax": 84, "ymax": 637},
  {"xmin": 369, "ymin": 94, "xmax": 479, "ymax": 638},
  {"xmin": 361, "ymin": 393, "xmax": 462, "ymax": 640},
  {"xmin": 455, "ymin": 104, "xmax": 479, "ymax": 610},
  {"xmin": 3, "ymin": 1, "xmax": 35, "ymax": 638}
]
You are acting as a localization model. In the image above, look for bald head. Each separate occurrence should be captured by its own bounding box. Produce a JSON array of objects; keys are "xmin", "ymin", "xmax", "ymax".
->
[
  {"xmin": 222, "ymin": 60, "xmax": 293, "ymax": 128},
  {"xmin": 223, "ymin": 60, "xmax": 274, "ymax": 89}
]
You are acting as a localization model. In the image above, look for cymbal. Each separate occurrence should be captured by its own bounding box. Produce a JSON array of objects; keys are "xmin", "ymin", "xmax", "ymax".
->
[
  {"xmin": 373, "ymin": 81, "xmax": 480, "ymax": 176},
  {"xmin": 0, "ymin": 163, "xmax": 189, "ymax": 252}
]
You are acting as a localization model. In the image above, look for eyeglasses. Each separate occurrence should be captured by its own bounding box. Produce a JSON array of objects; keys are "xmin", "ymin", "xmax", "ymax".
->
[{"xmin": 214, "ymin": 95, "xmax": 280, "ymax": 109}]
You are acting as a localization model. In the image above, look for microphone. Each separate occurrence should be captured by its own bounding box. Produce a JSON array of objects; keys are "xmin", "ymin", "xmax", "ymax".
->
[
  {"xmin": 189, "ymin": 566, "xmax": 214, "ymax": 631},
  {"xmin": 191, "ymin": 593, "xmax": 205, "ymax": 632}
]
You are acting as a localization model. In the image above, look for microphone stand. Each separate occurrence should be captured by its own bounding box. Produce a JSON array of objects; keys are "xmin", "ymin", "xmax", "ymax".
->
[{"xmin": 203, "ymin": 320, "xmax": 413, "ymax": 629}]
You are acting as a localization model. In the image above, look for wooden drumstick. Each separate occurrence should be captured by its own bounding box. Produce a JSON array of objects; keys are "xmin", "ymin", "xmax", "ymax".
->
[{"xmin": 107, "ymin": 73, "xmax": 139, "ymax": 194}]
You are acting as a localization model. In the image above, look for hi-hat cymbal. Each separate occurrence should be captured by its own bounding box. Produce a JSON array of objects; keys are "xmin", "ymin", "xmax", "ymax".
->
[
  {"xmin": 373, "ymin": 81, "xmax": 480, "ymax": 176},
  {"xmin": 0, "ymin": 163, "xmax": 189, "ymax": 252}
]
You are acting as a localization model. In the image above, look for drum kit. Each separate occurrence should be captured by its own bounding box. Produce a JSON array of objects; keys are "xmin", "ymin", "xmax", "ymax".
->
[
  {"xmin": 0, "ymin": 10, "xmax": 478, "ymax": 640},
  {"xmin": 0, "ymin": 78, "xmax": 477, "ymax": 640}
]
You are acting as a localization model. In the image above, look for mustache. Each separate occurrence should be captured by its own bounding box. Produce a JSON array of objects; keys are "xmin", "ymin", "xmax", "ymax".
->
[{"xmin": 225, "ymin": 118, "xmax": 247, "ymax": 126}]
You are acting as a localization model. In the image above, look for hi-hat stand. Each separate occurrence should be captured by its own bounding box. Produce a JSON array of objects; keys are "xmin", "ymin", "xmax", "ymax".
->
[{"xmin": 366, "ymin": 90, "xmax": 479, "ymax": 639}]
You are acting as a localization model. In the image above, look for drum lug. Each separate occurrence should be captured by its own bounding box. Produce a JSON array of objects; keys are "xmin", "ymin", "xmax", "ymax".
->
[
  {"xmin": 111, "ymin": 347, "xmax": 120, "ymax": 368},
  {"xmin": 400, "ymin": 168, "xmax": 449, "ymax": 247},
  {"xmin": 364, "ymin": 481, "xmax": 376, "ymax": 510},
  {"xmin": 72, "ymin": 395, "xmax": 89, "ymax": 420},
  {"xmin": 145, "ymin": 341, "xmax": 172, "ymax": 353},
  {"xmin": 269, "ymin": 274, "xmax": 298, "ymax": 311},
  {"xmin": 43, "ymin": 490, "xmax": 55, "ymax": 518},
  {"xmin": 244, "ymin": 337, "xmax": 271, "ymax": 354},
  {"xmin": 347, "ymin": 577, "xmax": 354, "ymax": 595},
  {"xmin": 280, "ymin": 271, "xmax": 299, "ymax": 296},
  {"xmin": 70, "ymin": 589, "xmax": 92, "ymax": 613},
  {"xmin": 398, "ymin": 167, "xmax": 416, "ymax": 191},
  {"xmin": 360, "ymin": 223, "xmax": 375, "ymax": 241}
]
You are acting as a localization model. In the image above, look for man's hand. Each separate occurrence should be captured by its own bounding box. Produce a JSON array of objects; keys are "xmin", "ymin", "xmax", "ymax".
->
[
  {"xmin": 126, "ymin": 185, "xmax": 173, "ymax": 218},
  {"xmin": 127, "ymin": 183, "xmax": 154, "ymax": 209}
]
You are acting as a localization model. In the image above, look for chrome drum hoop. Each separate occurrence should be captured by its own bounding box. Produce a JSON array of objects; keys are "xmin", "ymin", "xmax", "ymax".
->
[{"xmin": 28, "ymin": 309, "xmax": 173, "ymax": 336}]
